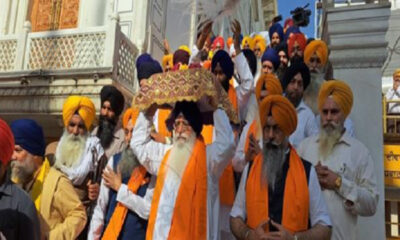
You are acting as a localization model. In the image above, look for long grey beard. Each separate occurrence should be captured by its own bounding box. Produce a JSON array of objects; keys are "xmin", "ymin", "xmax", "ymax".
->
[
  {"xmin": 318, "ymin": 122, "xmax": 343, "ymax": 161},
  {"xmin": 262, "ymin": 142, "xmax": 286, "ymax": 192},
  {"xmin": 304, "ymin": 72, "xmax": 325, "ymax": 115},
  {"xmin": 55, "ymin": 130, "xmax": 88, "ymax": 169},
  {"xmin": 119, "ymin": 146, "xmax": 141, "ymax": 179}
]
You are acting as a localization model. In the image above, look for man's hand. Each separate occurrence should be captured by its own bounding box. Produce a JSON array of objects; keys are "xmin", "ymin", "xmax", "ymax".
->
[
  {"xmin": 263, "ymin": 220, "xmax": 294, "ymax": 240},
  {"xmin": 163, "ymin": 39, "xmax": 171, "ymax": 55},
  {"xmin": 315, "ymin": 161, "xmax": 339, "ymax": 190},
  {"xmin": 245, "ymin": 133, "xmax": 261, "ymax": 163},
  {"xmin": 231, "ymin": 19, "xmax": 242, "ymax": 55},
  {"xmin": 102, "ymin": 166, "xmax": 122, "ymax": 192},
  {"xmin": 145, "ymin": 103, "xmax": 158, "ymax": 119},
  {"xmin": 87, "ymin": 180, "xmax": 100, "ymax": 201},
  {"xmin": 254, "ymin": 220, "xmax": 269, "ymax": 239},
  {"xmin": 151, "ymin": 131, "xmax": 167, "ymax": 144},
  {"xmin": 197, "ymin": 20, "xmax": 213, "ymax": 50}
]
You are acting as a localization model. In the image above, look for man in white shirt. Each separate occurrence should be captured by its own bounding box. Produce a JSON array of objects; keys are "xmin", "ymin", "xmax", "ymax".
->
[
  {"xmin": 282, "ymin": 61, "xmax": 319, "ymax": 149},
  {"xmin": 88, "ymin": 109, "xmax": 154, "ymax": 240},
  {"xmin": 230, "ymin": 95, "xmax": 331, "ymax": 240},
  {"xmin": 298, "ymin": 80, "xmax": 379, "ymax": 240},
  {"xmin": 131, "ymin": 101, "xmax": 235, "ymax": 240}
]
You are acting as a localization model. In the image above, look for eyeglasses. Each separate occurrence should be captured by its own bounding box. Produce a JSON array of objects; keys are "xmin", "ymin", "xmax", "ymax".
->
[{"xmin": 173, "ymin": 120, "xmax": 190, "ymax": 130}]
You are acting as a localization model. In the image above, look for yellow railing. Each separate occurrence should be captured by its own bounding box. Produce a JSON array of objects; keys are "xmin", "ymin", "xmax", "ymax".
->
[{"xmin": 383, "ymin": 97, "xmax": 400, "ymax": 134}]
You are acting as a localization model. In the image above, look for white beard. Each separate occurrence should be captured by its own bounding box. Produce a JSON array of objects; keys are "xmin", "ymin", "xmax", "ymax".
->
[
  {"xmin": 318, "ymin": 122, "xmax": 344, "ymax": 161},
  {"xmin": 167, "ymin": 131, "xmax": 197, "ymax": 178},
  {"xmin": 304, "ymin": 72, "xmax": 325, "ymax": 115},
  {"xmin": 54, "ymin": 130, "xmax": 88, "ymax": 169},
  {"xmin": 11, "ymin": 154, "xmax": 36, "ymax": 184}
]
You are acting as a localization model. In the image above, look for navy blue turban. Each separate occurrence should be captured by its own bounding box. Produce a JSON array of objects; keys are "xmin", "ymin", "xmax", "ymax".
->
[
  {"xmin": 137, "ymin": 61, "xmax": 163, "ymax": 81},
  {"xmin": 261, "ymin": 48, "xmax": 280, "ymax": 71},
  {"xmin": 10, "ymin": 119, "xmax": 45, "ymax": 157},
  {"xmin": 211, "ymin": 50, "xmax": 234, "ymax": 81},
  {"xmin": 136, "ymin": 53, "xmax": 154, "ymax": 70},
  {"xmin": 166, "ymin": 101, "xmax": 203, "ymax": 136},
  {"xmin": 269, "ymin": 23, "xmax": 284, "ymax": 41},
  {"xmin": 281, "ymin": 61, "xmax": 310, "ymax": 91}
]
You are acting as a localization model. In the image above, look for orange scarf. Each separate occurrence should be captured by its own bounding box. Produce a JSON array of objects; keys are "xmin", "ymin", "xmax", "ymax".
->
[
  {"xmin": 146, "ymin": 138, "xmax": 207, "ymax": 240},
  {"xmin": 102, "ymin": 166, "xmax": 148, "ymax": 239},
  {"xmin": 218, "ymin": 82, "xmax": 238, "ymax": 206},
  {"xmin": 158, "ymin": 109, "xmax": 172, "ymax": 137},
  {"xmin": 246, "ymin": 148, "xmax": 309, "ymax": 233},
  {"xmin": 201, "ymin": 125, "xmax": 214, "ymax": 145}
]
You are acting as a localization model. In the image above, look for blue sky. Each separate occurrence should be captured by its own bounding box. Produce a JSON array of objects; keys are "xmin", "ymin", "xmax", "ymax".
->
[{"xmin": 277, "ymin": 0, "xmax": 316, "ymax": 38}]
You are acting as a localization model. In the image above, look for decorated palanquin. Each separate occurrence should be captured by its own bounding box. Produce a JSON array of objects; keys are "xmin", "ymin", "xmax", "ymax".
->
[{"xmin": 132, "ymin": 68, "xmax": 239, "ymax": 125}]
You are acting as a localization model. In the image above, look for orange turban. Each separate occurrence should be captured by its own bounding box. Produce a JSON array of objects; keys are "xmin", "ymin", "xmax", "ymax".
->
[
  {"xmin": 226, "ymin": 37, "xmax": 233, "ymax": 50},
  {"xmin": 242, "ymin": 36, "xmax": 254, "ymax": 50},
  {"xmin": 253, "ymin": 35, "xmax": 267, "ymax": 53},
  {"xmin": 304, "ymin": 40, "xmax": 328, "ymax": 66},
  {"xmin": 288, "ymin": 33, "xmax": 307, "ymax": 57},
  {"xmin": 178, "ymin": 45, "xmax": 191, "ymax": 56},
  {"xmin": 162, "ymin": 54, "xmax": 173, "ymax": 70},
  {"xmin": 122, "ymin": 108, "xmax": 140, "ymax": 129},
  {"xmin": 62, "ymin": 96, "xmax": 96, "ymax": 131},
  {"xmin": 255, "ymin": 73, "xmax": 283, "ymax": 100},
  {"xmin": 394, "ymin": 68, "xmax": 400, "ymax": 79},
  {"xmin": 259, "ymin": 95, "xmax": 297, "ymax": 136},
  {"xmin": 318, "ymin": 80, "xmax": 353, "ymax": 117}
]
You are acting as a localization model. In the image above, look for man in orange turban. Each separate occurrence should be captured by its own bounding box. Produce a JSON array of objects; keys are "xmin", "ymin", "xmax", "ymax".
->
[
  {"xmin": 303, "ymin": 40, "xmax": 329, "ymax": 115},
  {"xmin": 288, "ymin": 33, "xmax": 307, "ymax": 63},
  {"xmin": 231, "ymin": 95, "xmax": 331, "ymax": 240},
  {"xmin": 298, "ymin": 80, "xmax": 378, "ymax": 240},
  {"xmin": 255, "ymin": 73, "xmax": 283, "ymax": 102},
  {"xmin": 88, "ymin": 107, "xmax": 154, "ymax": 240}
]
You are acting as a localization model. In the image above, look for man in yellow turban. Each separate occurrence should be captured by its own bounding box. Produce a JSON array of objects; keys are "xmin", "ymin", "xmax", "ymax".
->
[
  {"xmin": 241, "ymin": 36, "xmax": 254, "ymax": 50},
  {"xmin": 53, "ymin": 95, "xmax": 101, "ymax": 234},
  {"xmin": 231, "ymin": 95, "xmax": 331, "ymax": 240},
  {"xmin": 298, "ymin": 80, "xmax": 378, "ymax": 240},
  {"xmin": 253, "ymin": 35, "xmax": 267, "ymax": 58},
  {"xmin": 162, "ymin": 54, "xmax": 173, "ymax": 72}
]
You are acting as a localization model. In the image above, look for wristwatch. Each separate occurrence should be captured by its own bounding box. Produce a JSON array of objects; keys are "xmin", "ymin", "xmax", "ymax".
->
[{"xmin": 335, "ymin": 175, "xmax": 342, "ymax": 189}]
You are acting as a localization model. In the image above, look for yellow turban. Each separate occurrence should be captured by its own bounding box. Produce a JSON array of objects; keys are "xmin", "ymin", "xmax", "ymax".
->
[
  {"xmin": 394, "ymin": 68, "xmax": 400, "ymax": 79},
  {"xmin": 62, "ymin": 96, "xmax": 96, "ymax": 130},
  {"xmin": 162, "ymin": 54, "xmax": 173, "ymax": 70},
  {"xmin": 255, "ymin": 73, "xmax": 283, "ymax": 101},
  {"xmin": 178, "ymin": 45, "xmax": 191, "ymax": 56},
  {"xmin": 304, "ymin": 40, "xmax": 328, "ymax": 66},
  {"xmin": 318, "ymin": 80, "xmax": 353, "ymax": 117},
  {"xmin": 253, "ymin": 35, "xmax": 267, "ymax": 53},
  {"xmin": 122, "ymin": 108, "xmax": 140, "ymax": 129},
  {"xmin": 259, "ymin": 95, "xmax": 297, "ymax": 136},
  {"xmin": 241, "ymin": 36, "xmax": 254, "ymax": 50}
]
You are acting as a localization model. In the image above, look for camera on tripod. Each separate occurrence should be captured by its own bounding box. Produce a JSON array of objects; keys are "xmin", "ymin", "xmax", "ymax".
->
[{"xmin": 290, "ymin": 3, "xmax": 311, "ymax": 27}]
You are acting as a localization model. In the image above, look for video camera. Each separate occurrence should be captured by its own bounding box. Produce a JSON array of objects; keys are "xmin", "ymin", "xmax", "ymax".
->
[{"xmin": 290, "ymin": 4, "xmax": 311, "ymax": 27}]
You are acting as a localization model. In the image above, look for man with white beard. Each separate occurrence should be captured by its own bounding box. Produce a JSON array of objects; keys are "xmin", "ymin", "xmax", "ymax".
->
[
  {"xmin": 54, "ymin": 96, "xmax": 99, "ymax": 203},
  {"xmin": 89, "ymin": 108, "xmax": 153, "ymax": 240},
  {"xmin": 230, "ymin": 95, "xmax": 331, "ymax": 240},
  {"xmin": 298, "ymin": 80, "xmax": 378, "ymax": 240},
  {"xmin": 131, "ymin": 101, "xmax": 235, "ymax": 240}
]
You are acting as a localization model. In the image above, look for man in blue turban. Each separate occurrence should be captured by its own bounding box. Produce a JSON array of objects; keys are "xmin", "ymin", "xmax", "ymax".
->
[
  {"xmin": 10, "ymin": 119, "xmax": 87, "ymax": 239},
  {"xmin": 261, "ymin": 48, "xmax": 280, "ymax": 75},
  {"xmin": 269, "ymin": 23, "xmax": 284, "ymax": 49}
]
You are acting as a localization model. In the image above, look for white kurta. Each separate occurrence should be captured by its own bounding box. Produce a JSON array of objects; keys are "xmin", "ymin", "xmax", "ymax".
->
[
  {"xmin": 289, "ymin": 100, "xmax": 319, "ymax": 149},
  {"xmin": 59, "ymin": 136, "xmax": 104, "ymax": 185},
  {"xmin": 88, "ymin": 155, "xmax": 155, "ymax": 240},
  {"xmin": 298, "ymin": 133, "xmax": 379, "ymax": 240},
  {"xmin": 386, "ymin": 88, "xmax": 400, "ymax": 113},
  {"xmin": 231, "ymin": 161, "xmax": 332, "ymax": 228},
  {"xmin": 130, "ymin": 109, "xmax": 235, "ymax": 240}
]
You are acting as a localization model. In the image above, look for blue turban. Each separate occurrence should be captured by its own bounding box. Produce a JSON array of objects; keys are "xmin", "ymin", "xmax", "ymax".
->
[
  {"xmin": 261, "ymin": 48, "xmax": 280, "ymax": 71},
  {"xmin": 137, "ymin": 61, "xmax": 163, "ymax": 81},
  {"xmin": 211, "ymin": 50, "xmax": 234, "ymax": 81},
  {"xmin": 10, "ymin": 119, "xmax": 45, "ymax": 157},
  {"xmin": 269, "ymin": 23, "xmax": 284, "ymax": 41},
  {"xmin": 284, "ymin": 26, "xmax": 301, "ymax": 42},
  {"xmin": 136, "ymin": 53, "xmax": 154, "ymax": 70}
]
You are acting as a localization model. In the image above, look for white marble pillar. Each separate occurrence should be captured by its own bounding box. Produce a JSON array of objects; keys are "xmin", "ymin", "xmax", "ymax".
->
[
  {"xmin": 14, "ymin": 0, "xmax": 29, "ymax": 34},
  {"xmin": 324, "ymin": 3, "xmax": 391, "ymax": 239},
  {"xmin": 0, "ymin": 0, "xmax": 11, "ymax": 35},
  {"xmin": 78, "ymin": 0, "xmax": 108, "ymax": 28}
]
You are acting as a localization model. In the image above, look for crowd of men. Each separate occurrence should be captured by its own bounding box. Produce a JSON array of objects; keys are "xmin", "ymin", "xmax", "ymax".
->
[{"xmin": 0, "ymin": 17, "xmax": 383, "ymax": 240}]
